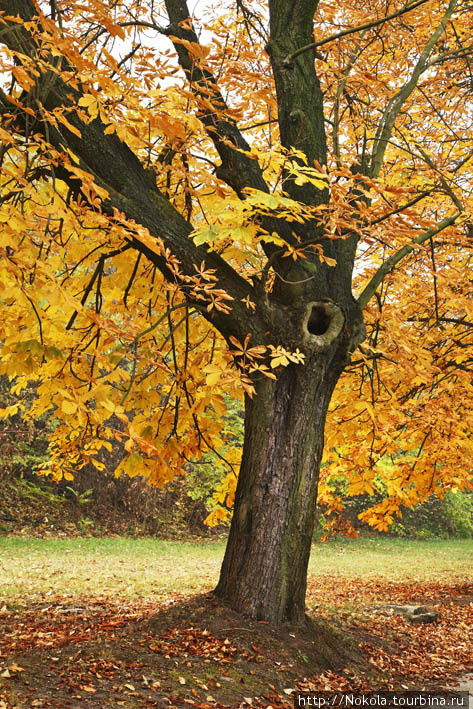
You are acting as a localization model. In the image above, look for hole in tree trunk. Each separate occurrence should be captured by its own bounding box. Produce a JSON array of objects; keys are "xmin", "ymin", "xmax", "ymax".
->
[{"xmin": 307, "ymin": 305, "xmax": 331, "ymax": 335}]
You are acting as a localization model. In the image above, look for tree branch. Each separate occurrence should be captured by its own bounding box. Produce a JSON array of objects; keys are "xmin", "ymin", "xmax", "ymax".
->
[
  {"xmin": 163, "ymin": 0, "xmax": 311, "ymax": 268},
  {"xmin": 369, "ymin": 0, "xmax": 459, "ymax": 177},
  {"xmin": 267, "ymin": 0, "xmax": 328, "ymax": 206},
  {"xmin": 411, "ymin": 143, "xmax": 464, "ymax": 212},
  {"xmin": 365, "ymin": 189, "xmax": 434, "ymax": 227},
  {"xmin": 408, "ymin": 316, "xmax": 473, "ymax": 328},
  {"xmin": 0, "ymin": 0, "xmax": 261, "ymax": 342},
  {"xmin": 285, "ymin": 0, "xmax": 432, "ymax": 63},
  {"xmin": 425, "ymin": 42, "xmax": 473, "ymax": 70},
  {"xmin": 357, "ymin": 212, "xmax": 460, "ymax": 309},
  {"xmin": 332, "ymin": 30, "xmax": 369, "ymax": 166},
  {"xmin": 163, "ymin": 0, "xmax": 268, "ymax": 198}
]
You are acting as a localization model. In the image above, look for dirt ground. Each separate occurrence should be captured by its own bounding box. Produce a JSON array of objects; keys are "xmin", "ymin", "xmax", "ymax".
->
[{"xmin": 1, "ymin": 577, "xmax": 472, "ymax": 708}]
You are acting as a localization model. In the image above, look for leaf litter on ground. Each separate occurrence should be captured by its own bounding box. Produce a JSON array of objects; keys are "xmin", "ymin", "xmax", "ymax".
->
[{"xmin": 0, "ymin": 576, "xmax": 471, "ymax": 708}]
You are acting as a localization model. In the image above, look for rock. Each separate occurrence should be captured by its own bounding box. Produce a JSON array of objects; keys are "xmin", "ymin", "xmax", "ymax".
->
[{"xmin": 370, "ymin": 604, "xmax": 440, "ymax": 623}]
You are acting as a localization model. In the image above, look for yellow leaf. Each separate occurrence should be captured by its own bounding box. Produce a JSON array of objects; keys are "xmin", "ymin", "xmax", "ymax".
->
[
  {"xmin": 56, "ymin": 113, "xmax": 82, "ymax": 139},
  {"xmin": 206, "ymin": 371, "xmax": 221, "ymax": 386},
  {"xmin": 8, "ymin": 664, "xmax": 24, "ymax": 673},
  {"xmin": 61, "ymin": 399, "xmax": 78, "ymax": 415},
  {"xmin": 12, "ymin": 66, "xmax": 34, "ymax": 90},
  {"xmin": 78, "ymin": 95, "xmax": 97, "ymax": 108},
  {"xmin": 78, "ymin": 94, "xmax": 99, "ymax": 119},
  {"xmin": 124, "ymin": 438, "xmax": 135, "ymax": 453}
]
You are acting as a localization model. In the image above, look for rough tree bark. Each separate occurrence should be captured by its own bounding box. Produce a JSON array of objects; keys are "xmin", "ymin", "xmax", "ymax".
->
[
  {"xmin": 214, "ymin": 0, "xmax": 367, "ymax": 624},
  {"xmin": 215, "ymin": 305, "xmax": 351, "ymax": 624}
]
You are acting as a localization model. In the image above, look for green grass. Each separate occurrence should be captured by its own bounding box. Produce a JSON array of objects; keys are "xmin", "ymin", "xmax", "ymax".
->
[
  {"xmin": 309, "ymin": 536, "xmax": 473, "ymax": 580},
  {"xmin": 0, "ymin": 537, "xmax": 223, "ymax": 603},
  {"xmin": 0, "ymin": 536, "xmax": 471, "ymax": 604}
]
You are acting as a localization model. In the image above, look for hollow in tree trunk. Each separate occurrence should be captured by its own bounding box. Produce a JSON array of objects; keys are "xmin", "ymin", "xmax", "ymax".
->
[{"xmin": 215, "ymin": 321, "xmax": 350, "ymax": 625}]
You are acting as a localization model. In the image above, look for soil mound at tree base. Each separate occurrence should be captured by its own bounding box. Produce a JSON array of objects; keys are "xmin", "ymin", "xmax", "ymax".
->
[{"xmin": 144, "ymin": 593, "xmax": 365, "ymax": 676}]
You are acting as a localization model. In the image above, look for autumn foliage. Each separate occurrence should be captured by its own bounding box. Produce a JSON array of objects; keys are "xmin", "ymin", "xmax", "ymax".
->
[{"xmin": 0, "ymin": 0, "xmax": 471, "ymax": 539}]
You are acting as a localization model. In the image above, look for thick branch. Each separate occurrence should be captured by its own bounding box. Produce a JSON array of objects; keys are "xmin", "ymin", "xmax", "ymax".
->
[
  {"xmin": 267, "ymin": 0, "xmax": 328, "ymax": 207},
  {"xmin": 163, "ymin": 0, "xmax": 268, "ymax": 198},
  {"xmin": 357, "ymin": 212, "xmax": 460, "ymax": 309},
  {"xmin": 162, "ymin": 0, "xmax": 294, "ymax": 266},
  {"xmin": 425, "ymin": 43, "xmax": 473, "ymax": 70},
  {"xmin": 0, "ymin": 0, "xmax": 260, "ymax": 341}
]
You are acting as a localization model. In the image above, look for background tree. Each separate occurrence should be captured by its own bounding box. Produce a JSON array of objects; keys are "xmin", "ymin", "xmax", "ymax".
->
[{"xmin": 0, "ymin": 0, "xmax": 471, "ymax": 625}]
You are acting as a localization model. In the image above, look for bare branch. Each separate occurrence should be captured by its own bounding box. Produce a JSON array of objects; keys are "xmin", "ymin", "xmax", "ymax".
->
[
  {"xmin": 408, "ymin": 316, "xmax": 473, "ymax": 328},
  {"xmin": 365, "ymin": 189, "xmax": 434, "ymax": 228}
]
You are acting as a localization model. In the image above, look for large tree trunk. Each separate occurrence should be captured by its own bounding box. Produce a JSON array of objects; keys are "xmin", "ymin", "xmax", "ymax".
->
[{"xmin": 215, "ymin": 349, "xmax": 345, "ymax": 625}]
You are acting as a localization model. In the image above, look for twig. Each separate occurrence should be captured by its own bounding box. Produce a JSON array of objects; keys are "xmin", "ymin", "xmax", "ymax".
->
[{"xmin": 284, "ymin": 0, "xmax": 431, "ymax": 64}]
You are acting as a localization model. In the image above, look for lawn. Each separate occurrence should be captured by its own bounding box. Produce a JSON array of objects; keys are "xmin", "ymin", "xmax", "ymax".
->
[
  {"xmin": 1, "ymin": 536, "xmax": 472, "ymax": 708},
  {"xmin": 1, "ymin": 535, "xmax": 471, "ymax": 604}
]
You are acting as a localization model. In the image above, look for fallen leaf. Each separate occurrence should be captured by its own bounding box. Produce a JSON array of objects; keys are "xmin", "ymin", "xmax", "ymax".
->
[
  {"xmin": 8, "ymin": 664, "xmax": 25, "ymax": 673},
  {"xmin": 80, "ymin": 685, "xmax": 96, "ymax": 693}
]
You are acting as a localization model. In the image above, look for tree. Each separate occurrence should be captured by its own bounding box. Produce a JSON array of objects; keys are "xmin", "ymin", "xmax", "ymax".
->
[{"xmin": 0, "ymin": 0, "xmax": 472, "ymax": 625}]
